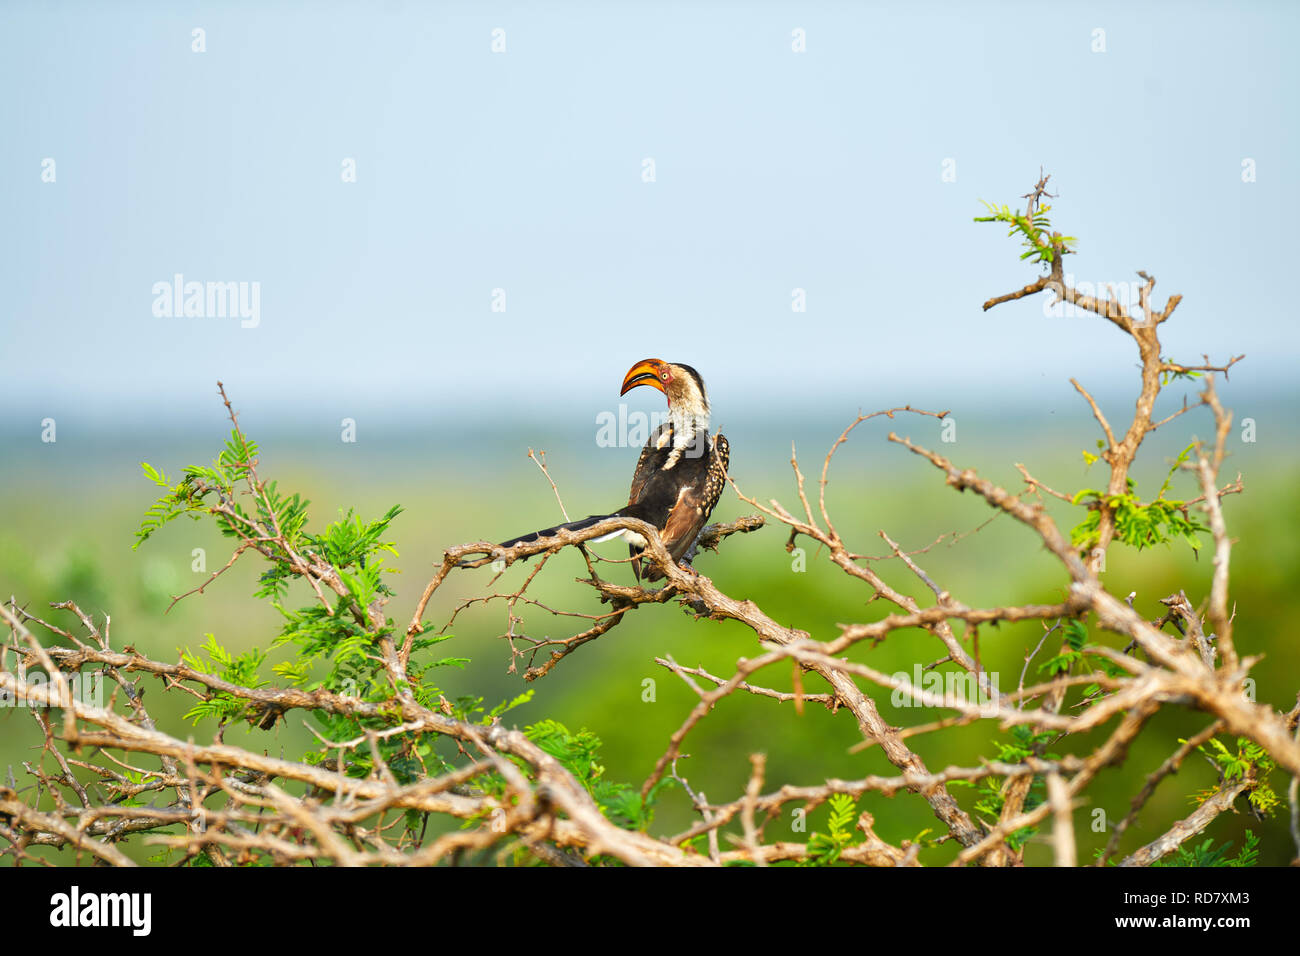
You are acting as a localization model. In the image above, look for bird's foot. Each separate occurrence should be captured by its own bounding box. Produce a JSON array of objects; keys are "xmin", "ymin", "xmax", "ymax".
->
[{"xmin": 682, "ymin": 596, "xmax": 709, "ymax": 615}]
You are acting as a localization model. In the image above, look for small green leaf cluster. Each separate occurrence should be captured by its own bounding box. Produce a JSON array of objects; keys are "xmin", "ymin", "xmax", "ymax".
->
[
  {"xmin": 1153, "ymin": 830, "xmax": 1260, "ymax": 868},
  {"xmin": 180, "ymin": 635, "xmax": 267, "ymax": 724},
  {"xmin": 135, "ymin": 432, "xmax": 271, "ymax": 549},
  {"xmin": 1032, "ymin": 620, "xmax": 1130, "ymax": 698},
  {"xmin": 260, "ymin": 504, "xmax": 401, "ymax": 604},
  {"xmin": 800, "ymin": 793, "xmax": 860, "ymax": 866},
  {"xmin": 1159, "ymin": 359, "xmax": 1204, "ymax": 386},
  {"xmin": 1039, "ymin": 619, "xmax": 1089, "ymax": 677},
  {"xmin": 953, "ymin": 726, "xmax": 1061, "ymax": 852},
  {"xmin": 1080, "ymin": 438, "xmax": 1106, "ymax": 467},
  {"xmin": 1196, "ymin": 737, "xmax": 1279, "ymax": 816},
  {"xmin": 974, "ymin": 201, "xmax": 1076, "ymax": 266},
  {"xmin": 1070, "ymin": 465, "xmax": 1208, "ymax": 555},
  {"xmin": 523, "ymin": 719, "xmax": 671, "ymax": 830}
]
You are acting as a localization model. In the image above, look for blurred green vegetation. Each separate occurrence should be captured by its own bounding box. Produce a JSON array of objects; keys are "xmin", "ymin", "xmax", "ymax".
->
[{"xmin": 2, "ymin": 407, "xmax": 1298, "ymax": 865}]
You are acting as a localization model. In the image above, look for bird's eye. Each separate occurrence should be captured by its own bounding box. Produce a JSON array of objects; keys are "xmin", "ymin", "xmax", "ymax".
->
[{"xmin": 661, "ymin": 371, "xmax": 669, "ymax": 380}]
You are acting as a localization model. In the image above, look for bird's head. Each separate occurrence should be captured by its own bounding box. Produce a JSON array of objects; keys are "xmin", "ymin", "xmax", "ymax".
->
[{"xmin": 620, "ymin": 359, "xmax": 709, "ymax": 418}]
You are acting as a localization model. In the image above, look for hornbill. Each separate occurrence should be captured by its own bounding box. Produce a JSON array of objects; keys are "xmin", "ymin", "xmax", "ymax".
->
[{"xmin": 487, "ymin": 359, "xmax": 730, "ymax": 582}]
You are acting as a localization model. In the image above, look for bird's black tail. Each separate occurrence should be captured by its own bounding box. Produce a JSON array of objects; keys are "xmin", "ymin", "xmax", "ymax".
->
[
  {"xmin": 496, "ymin": 513, "xmax": 621, "ymax": 550},
  {"xmin": 459, "ymin": 512, "xmax": 622, "ymax": 567}
]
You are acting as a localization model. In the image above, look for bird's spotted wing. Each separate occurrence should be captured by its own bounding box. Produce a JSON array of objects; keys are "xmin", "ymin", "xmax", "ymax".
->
[
  {"xmin": 706, "ymin": 433, "xmax": 730, "ymax": 517},
  {"xmin": 649, "ymin": 432, "xmax": 730, "ymax": 578}
]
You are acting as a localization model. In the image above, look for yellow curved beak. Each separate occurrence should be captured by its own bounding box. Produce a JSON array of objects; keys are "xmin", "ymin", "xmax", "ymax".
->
[{"xmin": 620, "ymin": 358, "xmax": 667, "ymax": 396}]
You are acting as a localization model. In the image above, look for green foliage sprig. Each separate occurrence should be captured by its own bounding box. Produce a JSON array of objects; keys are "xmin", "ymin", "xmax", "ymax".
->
[
  {"xmin": 1197, "ymin": 737, "xmax": 1279, "ymax": 816},
  {"xmin": 800, "ymin": 793, "xmax": 861, "ymax": 866},
  {"xmin": 1070, "ymin": 449, "xmax": 1209, "ymax": 556},
  {"xmin": 1153, "ymin": 830, "xmax": 1260, "ymax": 868},
  {"xmin": 524, "ymin": 720, "xmax": 671, "ymax": 830},
  {"xmin": 975, "ymin": 200, "xmax": 1076, "ymax": 266},
  {"xmin": 953, "ymin": 726, "xmax": 1062, "ymax": 852},
  {"xmin": 180, "ymin": 635, "xmax": 267, "ymax": 724}
]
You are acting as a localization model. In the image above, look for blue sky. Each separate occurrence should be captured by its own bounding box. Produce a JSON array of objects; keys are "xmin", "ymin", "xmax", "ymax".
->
[{"xmin": 2, "ymin": 1, "xmax": 1296, "ymax": 431}]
